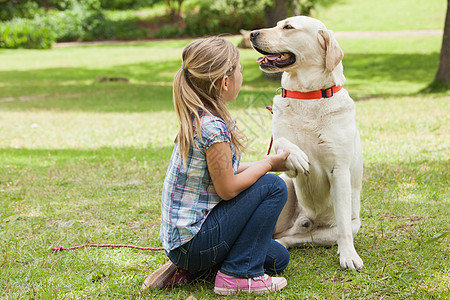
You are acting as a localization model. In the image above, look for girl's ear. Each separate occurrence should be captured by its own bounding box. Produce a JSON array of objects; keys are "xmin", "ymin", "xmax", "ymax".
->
[{"xmin": 221, "ymin": 76, "xmax": 229, "ymax": 91}]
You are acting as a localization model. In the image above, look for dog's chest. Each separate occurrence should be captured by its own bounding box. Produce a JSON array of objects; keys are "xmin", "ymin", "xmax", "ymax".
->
[
  {"xmin": 273, "ymin": 95, "xmax": 351, "ymax": 131},
  {"xmin": 272, "ymin": 94, "xmax": 356, "ymax": 159}
]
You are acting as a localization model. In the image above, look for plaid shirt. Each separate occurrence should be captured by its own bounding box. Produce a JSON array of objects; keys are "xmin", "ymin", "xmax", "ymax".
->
[{"xmin": 160, "ymin": 113, "xmax": 240, "ymax": 251}]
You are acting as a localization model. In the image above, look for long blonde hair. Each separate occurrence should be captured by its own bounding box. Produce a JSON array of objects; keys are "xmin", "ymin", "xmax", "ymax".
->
[{"xmin": 173, "ymin": 37, "xmax": 246, "ymax": 163}]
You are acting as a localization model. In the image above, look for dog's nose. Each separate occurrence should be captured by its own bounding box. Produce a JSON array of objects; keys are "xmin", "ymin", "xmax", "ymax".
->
[{"xmin": 250, "ymin": 31, "xmax": 260, "ymax": 41}]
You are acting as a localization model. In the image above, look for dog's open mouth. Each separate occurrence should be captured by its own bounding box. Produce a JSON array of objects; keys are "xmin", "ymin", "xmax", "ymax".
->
[{"xmin": 254, "ymin": 47, "xmax": 296, "ymax": 70}]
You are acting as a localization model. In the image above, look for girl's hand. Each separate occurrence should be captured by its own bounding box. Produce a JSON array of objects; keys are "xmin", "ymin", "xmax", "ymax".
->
[{"xmin": 263, "ymin": 149, "xmax": 290, "ymax": 172}]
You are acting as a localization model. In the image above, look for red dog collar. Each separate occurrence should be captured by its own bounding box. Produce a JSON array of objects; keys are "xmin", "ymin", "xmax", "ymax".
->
[{"xmin": 280, "ymin": 85, "xmax": 342, "ymax": 99}]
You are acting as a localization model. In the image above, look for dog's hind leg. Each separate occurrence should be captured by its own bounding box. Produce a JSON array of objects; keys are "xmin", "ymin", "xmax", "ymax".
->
[
  {"xmin": 274, "ymin": 174, "xmax": 314, "ymax": 240},
  {"xmin": 276, "ymin": 217, "xmax": 361, "ymax": 249},
  {"xmin": 274, "ymin": 174, "xmax": 312, "ymax": 237},
  {"xmin": 276, "ymin": 226, "xmax": 337, "ymax": 248}
]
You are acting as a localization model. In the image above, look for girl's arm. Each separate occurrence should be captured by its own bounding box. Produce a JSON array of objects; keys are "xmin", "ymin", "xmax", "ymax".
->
[
  {"xmin": 206, "ymin": 142, "xmax": 289, "ymax": 200},
  {"xmin": 236, "ymin": 161, "xmax": 252, "ymax": 173}
]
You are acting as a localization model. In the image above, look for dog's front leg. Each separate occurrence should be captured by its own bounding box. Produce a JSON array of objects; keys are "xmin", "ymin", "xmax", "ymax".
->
[
  {"xmin": 273, "ymin": 137, "xmax": 310, "ymax": 177},
  {"xmin": 329, "ymin": 168, "xmax": 363, "ymax": 270}
]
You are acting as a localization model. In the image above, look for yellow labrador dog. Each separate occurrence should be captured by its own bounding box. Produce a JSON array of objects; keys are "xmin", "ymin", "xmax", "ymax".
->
[{"xmin": 250, "ymin": 16, "xmax": 363, "ymax": 270}]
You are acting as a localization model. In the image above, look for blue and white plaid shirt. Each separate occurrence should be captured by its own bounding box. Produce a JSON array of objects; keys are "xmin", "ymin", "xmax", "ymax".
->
[{"xmin": 160, "ymin": 113, "xmax": 240, "ymax": 251}]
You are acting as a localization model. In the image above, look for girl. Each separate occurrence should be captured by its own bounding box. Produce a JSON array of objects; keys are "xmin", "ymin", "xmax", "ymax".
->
[{"xmin": 142, "ymin": 37, "xmax": 291, "ymax": 295}]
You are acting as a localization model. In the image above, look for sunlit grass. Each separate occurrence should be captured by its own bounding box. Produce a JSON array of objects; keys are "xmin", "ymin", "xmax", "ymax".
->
[{"xmin": 317, "ymin": 0, "xmax": 446, "ymax": 31}]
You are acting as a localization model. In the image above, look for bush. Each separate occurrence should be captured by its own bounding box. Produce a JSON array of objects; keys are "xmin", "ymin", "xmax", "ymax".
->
[
  {"xmin": 99, "ymin": 0, "xmax": 158, "ymax": 10},
  {"xmin": 155, "ymin": 24, "xmax": 183, "ymax": 38},
  {"xmin": 0, "ymin": 17, "xmax": 55, "ymax": 49},
  {"xmin": 0, "ymin": 3, "xmax": 150, "ymax": 48},
  {"xmin": 46, "ymin": 3, "xmax": 150, "ymax": 42},
  {"xmin": 0, "ymin": 0, "xmax": 110, "ymax": 48},
  {"xmin": 152, "ymin": 0, "xmax": 265, "ymax": 39},
  {"xmin": 178, "ymin": 0, "xmax": 265, "ymax": 38},
  {"xmin": 107, "ymin": 19, "xmax": 148, "ymax": 40},
  {"xmin": 0, "ymin": 0, "xmax": 268, "ymax": 46},
  {"xmin": 181, "ymin": 5, "xmax": 220, "ymax": 37},
  {"xmin": 0, "ymin": 1, "xmax": 45, "ymax": 21},
  {"xmin": 45, "ymin": 1, "xmax": 110, "ymax": 42}
]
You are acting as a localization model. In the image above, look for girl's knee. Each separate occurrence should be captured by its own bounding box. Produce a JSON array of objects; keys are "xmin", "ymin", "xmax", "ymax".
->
[
  {"xmin": 262, "ymin": 174, "xmax": 288, "ymax": 203},
  {"xmin": 264, "ymin": 241, "xmax": 290, "ymax": 275},
  {"xmin": 274, "ymin": 248, "xmax": 290, "ymax": 274}
]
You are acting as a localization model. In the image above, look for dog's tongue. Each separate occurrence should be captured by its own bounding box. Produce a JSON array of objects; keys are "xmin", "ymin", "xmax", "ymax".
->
[
  {"xmin": 256, "ymin": 56, "xmax": 265, "ymax": 63},
  {"xmin": 256, "ymin": 54, "xmax": 281, "ymax": 63}
]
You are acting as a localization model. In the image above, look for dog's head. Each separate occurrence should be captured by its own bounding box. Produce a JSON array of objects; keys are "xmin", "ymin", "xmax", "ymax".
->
[{"xmin": 250, "ymin": 16, "xmax": 344, "ymax": 74}]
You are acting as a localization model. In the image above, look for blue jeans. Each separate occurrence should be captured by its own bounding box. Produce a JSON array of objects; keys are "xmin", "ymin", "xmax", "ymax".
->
[{"xmin": 167, "ymin": 173, "xmax": 289, "ymax": 279}]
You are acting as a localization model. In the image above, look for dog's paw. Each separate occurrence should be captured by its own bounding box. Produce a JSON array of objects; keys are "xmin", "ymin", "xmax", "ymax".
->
[
  {"xmin": 285, "ymin": 148, "xmax": 310, "ymax": 176},
  {"xmin": 337, "ymin": 247, "xmax": 363, "ymax": 270}
]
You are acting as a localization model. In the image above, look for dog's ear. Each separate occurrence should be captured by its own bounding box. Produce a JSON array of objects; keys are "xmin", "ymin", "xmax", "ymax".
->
[{"xmin": 318, "ymin": 29, "xmax": 344, "ymax": 72}]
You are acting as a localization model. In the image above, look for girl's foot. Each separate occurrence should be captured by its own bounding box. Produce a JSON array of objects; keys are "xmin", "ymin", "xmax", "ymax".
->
[
  {"xmin": 142, "ymin": 261, "xmax": 191, "ymax": 290},
  {"xmin": 214, "ymin": 270, "xmax": 287, "ymax": 295}
]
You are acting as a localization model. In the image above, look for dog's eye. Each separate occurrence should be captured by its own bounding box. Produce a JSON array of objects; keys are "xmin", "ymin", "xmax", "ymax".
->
[{"xmin": 283, "ymin": 24, "xmax": 294, "ymax": 30}]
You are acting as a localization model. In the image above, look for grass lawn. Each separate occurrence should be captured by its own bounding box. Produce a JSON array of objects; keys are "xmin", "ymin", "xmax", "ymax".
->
[
  {"xmin": 1, "ymin": 2, "xmax": 449, "ymax": 298},
  {"xmin": 317, "ymin": 0, "xmax": 446, "ymax": 31}
]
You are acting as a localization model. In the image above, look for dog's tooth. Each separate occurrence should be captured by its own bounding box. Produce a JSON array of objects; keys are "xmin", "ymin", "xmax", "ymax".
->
[{"xmin": 278, "ymin": 53, "xmax": 290, "ymax": 61}]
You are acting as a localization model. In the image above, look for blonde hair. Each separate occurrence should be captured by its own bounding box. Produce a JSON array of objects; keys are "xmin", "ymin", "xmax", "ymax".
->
[{"xmin": 173, "ymin": 37, "xmax": 246, "ymax": 163}]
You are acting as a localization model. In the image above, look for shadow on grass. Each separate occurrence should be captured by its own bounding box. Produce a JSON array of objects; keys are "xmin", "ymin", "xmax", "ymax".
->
[
  {"xmin": 0, "ymin": 52, "xmax": 440, "ymax": 112},
  {"xmin": 344, "ymin": 53, "xmax": 439, "ymax": 83}
]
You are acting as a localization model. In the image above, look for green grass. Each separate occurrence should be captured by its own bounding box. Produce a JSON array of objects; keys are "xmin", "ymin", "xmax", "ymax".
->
[
  {"xmin": 1, "ymin": 5, "xmax": 449, "ymax": 298},
  {"xmin": 317, "ymin": 0, "xmax": 446, "ymax": 31},
  {"xmin": 1, "ymin": 98, "xmax": 448, "ymax": 299}
]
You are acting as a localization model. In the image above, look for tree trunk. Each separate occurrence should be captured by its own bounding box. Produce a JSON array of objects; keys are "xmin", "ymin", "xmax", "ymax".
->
[
  {"xmin": 176, "ymin": 0, "xmax": 185, "ymax": 19},
  {"xmin": 264, "ymin": 0, "xmax": 289, "ymax": 27},
  {"xmin": 435, "ymin": 0, "xmax": 450, "ymax": 85}
]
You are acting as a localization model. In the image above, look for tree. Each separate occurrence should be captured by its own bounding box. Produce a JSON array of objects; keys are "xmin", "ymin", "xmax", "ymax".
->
[
  {"xmin": 261, "ymin": 0, "xmax": 336, "ymax": 27},
  {"xmin": 426, "ymin": 0, "xmax": 450, "ymax": 92},
  {"xmin": 264, "ymin": 0, "xmax": 288, "ymax": 27},
  {"xmin": 164, "ymin": 0, "xmax": 185, "ymax": 20}
]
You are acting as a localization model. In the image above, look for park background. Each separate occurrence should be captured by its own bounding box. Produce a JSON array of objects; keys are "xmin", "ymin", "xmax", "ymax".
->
[{"xmin": 0, "ymin": 0, "xmax": 449, "ymax": 299}]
